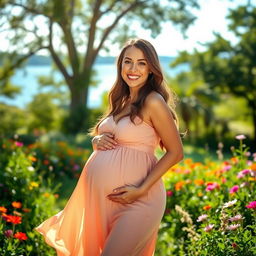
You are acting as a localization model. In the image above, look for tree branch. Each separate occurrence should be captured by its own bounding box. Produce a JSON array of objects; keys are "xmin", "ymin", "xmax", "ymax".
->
[
  {"xmin": 94, "ymin": 0, "xmax": 146, "ymax": 59},
  {"xmin": 83, "ymin": 0, "xmax": 103, "ymax": 69},
  {"xmin": 48, "ymin": 21, "xmax": 71, "ymax": 85},
  {"xmin": 8, "ymin": 1, "xmax": 53, "ymax": 19}
]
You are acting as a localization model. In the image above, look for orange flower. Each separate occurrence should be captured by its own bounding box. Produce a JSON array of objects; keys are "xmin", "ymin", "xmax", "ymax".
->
[
  {"xmin": 194, "ymin": 179, "xmax": 204, "ymax": 186},
  {"xmin": 5, "ymin": 215, "xmax": 22, "ymax": 224},
  {"xmin": 230, "ymin": 157, "xmax": 238, "ymax": 164},
  {"xmin": 197, "ymin": 192, "xmax": 203, "ymax": 197},
  {"xmin": 14, "ymin": 232, "xmax": 28, "ymax": 241},
  {"xmin": 0, "ymin": 206, "xmax": 7, "ymax": 213},
  {"xmin": 22, "ymin": 208, "xmax": 31, "ymax": 213},
  {"xmin": 12, "ymin": 202, "xmax": 22, "ymax": 209},
  {"xmin": 28, "ymin": 155, "xmax": 37, "ymax": 161},
  {"xmin": 250, "ymin": 163, "xmax": 256, "ymax": 171},
  {"xmin": 54, "ymin": 194, "xmax": 59, "ymax": 198},
  {"xmin": 13, "ymin": 211, "xmax": 22, "ymax": 216},
  {"xmin": 175, "ymin": 181, "xmax": 185, "ymax": 191},
  {"xmin": 43, "ymin": 192, "xmax": 50, "ymax": 197},
  {"xmin": 203, "ymin": 205, "xmax": 211, "ymax": 211}
]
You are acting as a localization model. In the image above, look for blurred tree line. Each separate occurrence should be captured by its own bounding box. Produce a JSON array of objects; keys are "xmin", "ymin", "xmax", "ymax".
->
[
  {"xmin": 0, "ymin": 0, "xmax": 198, "ymax": 133},
  {"xmin": 0, "ymin": 1, "xmax": 255, "ymax": 148}
]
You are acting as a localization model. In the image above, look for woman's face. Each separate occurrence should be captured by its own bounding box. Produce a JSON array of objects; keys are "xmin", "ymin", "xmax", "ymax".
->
[{"xmin": 121, "ymin": 46, "xmax": 150, "ymax": 89}]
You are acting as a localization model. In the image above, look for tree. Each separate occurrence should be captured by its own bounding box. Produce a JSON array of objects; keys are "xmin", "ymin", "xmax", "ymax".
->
[
  {"xmin": 172, "ymin": 3, "xmax": 256, "ymax": 144},
  {"xmin": 0, "ymin": 0, "xmax": 199, "ymax": 133}
]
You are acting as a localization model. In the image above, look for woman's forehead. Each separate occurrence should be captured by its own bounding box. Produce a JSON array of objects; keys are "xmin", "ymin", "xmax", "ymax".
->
[{"xmin": 123, "ymin": 46, "xmax": 146, "ymax": 60}]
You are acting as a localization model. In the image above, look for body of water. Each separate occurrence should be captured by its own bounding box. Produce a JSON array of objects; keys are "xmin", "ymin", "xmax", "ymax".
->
[{"xmin": 0, "ymin": 61, "xmax": 187, "ymax": 108}]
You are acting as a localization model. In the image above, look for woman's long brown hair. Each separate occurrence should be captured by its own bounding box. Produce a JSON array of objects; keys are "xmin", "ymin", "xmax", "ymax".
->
[{"xmin": 88, "ymin": 38, "xmax": 179, "ymax": 149}]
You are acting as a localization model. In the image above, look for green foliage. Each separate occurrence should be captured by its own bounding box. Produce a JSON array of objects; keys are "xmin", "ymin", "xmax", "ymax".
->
[
  {"xmin": 171, "ymin": 3, "xmax": 256, "ymax": 142},
  {"xmin": 26, "ymin": 93, "xmax": 64, "ymax": 133},
  {"xmin": 156, "ymin": 136, "xmax": 256, "ymax": 255},
  {"xmin": 0, "ymin": 137, "xmax": 60, "ymax": 255},
  {"xmin": 0, "ymin": 103, "xmax": 26, "ymax": 136}
]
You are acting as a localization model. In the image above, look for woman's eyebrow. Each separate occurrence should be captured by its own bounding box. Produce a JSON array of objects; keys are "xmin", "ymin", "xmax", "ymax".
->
[{"xmin": 124, "ymin": 57, "xmax": 147, "ymax": 61}]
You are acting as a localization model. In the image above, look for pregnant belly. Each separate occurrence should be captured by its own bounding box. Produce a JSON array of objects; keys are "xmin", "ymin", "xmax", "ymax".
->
[{"xmin": 85, "ymin": 147, "xmax": 156, "ymax": 195}]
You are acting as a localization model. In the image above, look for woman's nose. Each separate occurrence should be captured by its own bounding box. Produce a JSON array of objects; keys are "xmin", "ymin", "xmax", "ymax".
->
[{"xmin": 129, "ymin": 63, "xmax": 137, "ymax": 71}]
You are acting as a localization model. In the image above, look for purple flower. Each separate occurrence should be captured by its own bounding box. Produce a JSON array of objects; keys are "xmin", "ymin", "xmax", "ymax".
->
[
  {"xmin": 229, "ymin": 185, "xmax": 239, "ymax": 194},
  {"xmin": 245, "ymin": 201, "xmax": 256, "ymax": 209},
  {"xmin": 235, "ymin": 134, "xmax": 246, "ymax": 140},
  {"xmin": 204, "ymin": 224, "xmax": 214, "ymax": 232},
  {"xmin": 4, "ymin": 229, "xmax": 13, "ymax": 238},
  {"xmin": 196, "ymin": 214, "xmax": 208, "ymax": 222}
]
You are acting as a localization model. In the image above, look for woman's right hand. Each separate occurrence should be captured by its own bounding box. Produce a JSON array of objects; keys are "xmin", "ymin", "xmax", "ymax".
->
[{"xmin": 92, "ymin": 133, "xmax": 118, "ymax": 151}]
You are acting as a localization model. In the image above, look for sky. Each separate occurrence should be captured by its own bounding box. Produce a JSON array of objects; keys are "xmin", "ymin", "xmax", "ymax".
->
[
  {"xmin": 0, "ymin": 0, "xmax": 251, "ymax": 57},
  {"xmin": 102, "ymin": 0, "xmax": 248, "ymax": 56}
]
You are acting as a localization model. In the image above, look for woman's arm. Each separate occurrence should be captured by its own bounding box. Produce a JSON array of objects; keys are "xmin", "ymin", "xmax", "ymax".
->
[{"xmin": 139, "ymin": 92, "xmax": 184, "ymax": 194}]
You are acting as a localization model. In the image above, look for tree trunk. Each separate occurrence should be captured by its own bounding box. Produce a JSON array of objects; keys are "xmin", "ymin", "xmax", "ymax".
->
[
  {"xmin": 251, "ymin": 102, "xmax": 256, "ymax": 146},
  {"xmin": 62, "ymin": 70, "xmax": 92, "ymax": 134}
]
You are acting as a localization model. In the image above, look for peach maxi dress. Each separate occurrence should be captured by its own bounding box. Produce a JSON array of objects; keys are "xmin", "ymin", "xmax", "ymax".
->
[{"xmin": 34, "ymin": 115, "xmax": 166, "ymax": 256}]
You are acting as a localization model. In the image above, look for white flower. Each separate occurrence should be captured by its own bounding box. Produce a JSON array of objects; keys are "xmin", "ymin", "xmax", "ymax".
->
[
  {"xmin": 223, "ymin": 199, "xmax": 237, "ymax": 208},
  {"xmin": 27, "ymin": 166, "xmax": 35, "ymax": 172}
]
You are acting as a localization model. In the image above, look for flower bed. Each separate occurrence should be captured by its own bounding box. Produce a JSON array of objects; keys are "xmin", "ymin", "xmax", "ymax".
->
[{"xmin": 156, "ymin": 135, "xmax": 256, "ymax": 255}]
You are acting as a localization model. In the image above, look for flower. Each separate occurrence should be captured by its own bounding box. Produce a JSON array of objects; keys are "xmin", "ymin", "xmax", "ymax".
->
[
  {"xmin": 245, "ymin": 201, "xmax": 256, "ymax": 209},
  {"xmin": 196, "ymin": 214, "xmax": 208, "ymax": 222},
  {"xmin": 229, "ymin": 185, "xmax": 239, "ymax": 194},
  {"xmin": 229, "ymin": 214, "xmax": 243, "ymax": 222},
  {"xmin": 0, "ymin": 206, "xmax": 7, "ymax": 213},
  {"xmin": 166, "ymin": 190, "xmax": 173, "ymax": 197},
  {"xmin": 4, "ymin": 229, "xmax": 13, "ymax": 238},
  {"xmin": 226, "ymin": 224, "xmax": 241, "ymax": 231},
  {"xmin": 205, "ymin": 182, "xmax": 219, "ymax": 191},
  {"xmin": 4, "ymin": 215, "xmax": 22, "ymax": 224},
  {"xmin": 203, "ymin": 205, "xmax": 212, "ymax": 211},
  {"xmin": 204, "ymin": 224, "xmax": 214, "ymax": 232},
  {"xmin": 237, "ymin": 169, "xmax": 252, "ymax": 178},
  {"xmin": 14, "ymin": 141, "xmax": 23, "ymax": 147},
  {"xmin": 12, "ymin": 201, "xmax": 22, "ymax": 208},
  {"xmin": 235, "ymin": 134, "xmax": 246, "ymax": 140},
  {"xmin": 14, "ymin": 232, "xmax": 28, "ymax": 241},
  {"xmin": 223, "ymin": 199, "xmax": 237, "ymax": 208},
  {"xmin": 232, "ymin": 243, "xmax": 239, "ymax": 249}
]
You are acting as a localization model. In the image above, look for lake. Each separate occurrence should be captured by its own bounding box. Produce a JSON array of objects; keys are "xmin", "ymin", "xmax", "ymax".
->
[{"xmin": 0, "ymin": 61, "xmax": 187, "ymax": 108}]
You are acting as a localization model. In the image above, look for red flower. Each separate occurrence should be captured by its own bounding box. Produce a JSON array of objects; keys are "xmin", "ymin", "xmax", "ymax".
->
[
  {"xmin": 5, "ymin": 215, "xmax": 22, "ymax": 224},
  {"xmin": 14, "ymin": 232, "xmax": 28, "ymax": 241},
  {"xmin": 166, "ymin": 190, "xmax": 173, "ymax": 197}
]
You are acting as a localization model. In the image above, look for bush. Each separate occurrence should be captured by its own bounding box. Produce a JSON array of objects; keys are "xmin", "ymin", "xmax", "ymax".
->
[{"xmin": 0, "ymin": 137, "xmax": 60, "ymax": 255}]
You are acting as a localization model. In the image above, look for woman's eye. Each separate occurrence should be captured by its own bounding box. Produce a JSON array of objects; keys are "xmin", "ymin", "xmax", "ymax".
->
[
  {"xmin": 139, "ymin": 62, "xmax": 146, "ymax": 66},
  {"xmin": 124, "ymin": 60, "xmax": 131, "ymax": 64}
]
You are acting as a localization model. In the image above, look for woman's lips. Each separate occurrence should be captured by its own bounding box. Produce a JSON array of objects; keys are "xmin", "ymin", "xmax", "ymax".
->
[{"xmin": 127, "ymin": 75, "xmax": 140, "ymax": 80}]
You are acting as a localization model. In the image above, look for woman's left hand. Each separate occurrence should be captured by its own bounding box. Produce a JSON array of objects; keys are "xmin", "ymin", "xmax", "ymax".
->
[{"xmin": 107, "ymin": 185, "xmax": 145, "ymax": 204}]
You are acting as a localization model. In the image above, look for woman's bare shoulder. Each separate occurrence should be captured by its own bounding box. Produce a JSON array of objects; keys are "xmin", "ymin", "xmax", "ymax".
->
[{"xmin": 144, "ymin": 91, "xmax": 166, "ymax": 108}]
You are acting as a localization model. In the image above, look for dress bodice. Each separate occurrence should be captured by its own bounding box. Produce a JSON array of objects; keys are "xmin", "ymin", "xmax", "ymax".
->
[{"xmin": 98, "ymin": 115, "xmax": 160, "ymax": 154}]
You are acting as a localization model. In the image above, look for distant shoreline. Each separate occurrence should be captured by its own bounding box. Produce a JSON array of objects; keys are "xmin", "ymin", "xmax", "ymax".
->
[{"xmin": 0, "ymin": 53, "xmax": 175, "ymax": 66}]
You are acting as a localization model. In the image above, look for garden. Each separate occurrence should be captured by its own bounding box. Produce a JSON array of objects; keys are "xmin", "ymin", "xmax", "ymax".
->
[{"xmin": 0, "ymin": 134, "xmax": 255, "ymax": 255}]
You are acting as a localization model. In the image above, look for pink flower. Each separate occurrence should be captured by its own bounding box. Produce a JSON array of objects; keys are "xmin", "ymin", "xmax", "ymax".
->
[
  {"xmin": 205, "ymin": 182, "xmax": 219, "ymax": 192},
  {"xmin": 204, "ymin": 224, "xmax": 214, "ymax": 232},
  {"xmin": 226, "ymin": 224, "xmax": 241, "ymax": 231},
  {"xmin": 4, "ymin": 229, "xmax": 13, "ymax": 238},
  {"xmin": 229, "ymin": 214, "xmax": 243, "ymax": 222},
  {"xmin": 166, "ymin": 190, "xmax": 173, "ymax": 197},
  {"xmin": 235, "ymin": 134, "xmax": 246, "ymax": 140},
  {"xmin": 229, "ymin": 185, "xmax": 239, "ymax": 194},
  {"xmin": 245, "ymin": 201, "xmax": 256, "ymax": 209},
  {"xmin": 196, "ymin": 214, "xmax": 208, "ymax": 222},
  {"xmin": 14, "ymin": 141, "xmax": 23, "ymax": 147},
  {"xmin": 223, "ymin": 165, "xmax": 232, "ymax": 171},
  {"xmin": 237, "ymin": 169, "xmax": 251, "ymax": 179}
]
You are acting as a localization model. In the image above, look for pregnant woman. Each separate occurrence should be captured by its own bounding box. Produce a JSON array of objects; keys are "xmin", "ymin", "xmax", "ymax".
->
[{"xmin": 34, "ymin": 38, "xmax": 183, "ymax": 256}]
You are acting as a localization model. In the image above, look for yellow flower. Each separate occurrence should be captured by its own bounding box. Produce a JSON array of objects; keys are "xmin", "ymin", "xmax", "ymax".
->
[{"xmin": 29, "ymin": 181, "xmax": 39, "ymax": 190}]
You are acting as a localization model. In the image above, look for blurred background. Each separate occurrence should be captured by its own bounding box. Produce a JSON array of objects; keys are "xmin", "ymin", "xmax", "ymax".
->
[
  {"xmin": 0, "ymin": 0, "xmax": 255, "ymax": 155},
  {"xmin": 1, "ymin": 1, "xmax": 256, "ymax": 255}
]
